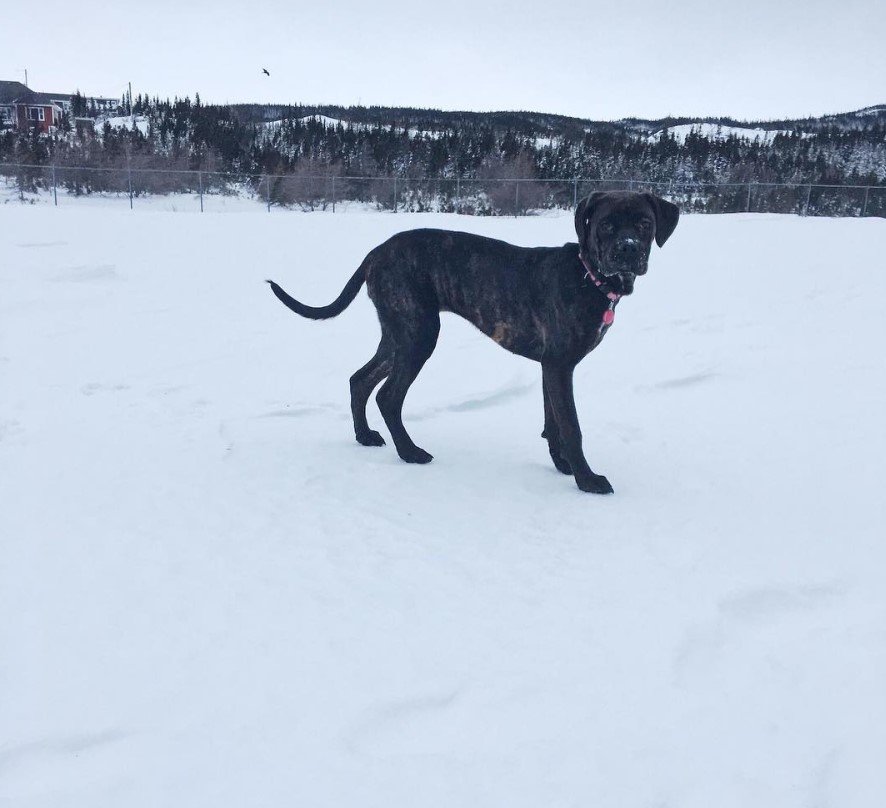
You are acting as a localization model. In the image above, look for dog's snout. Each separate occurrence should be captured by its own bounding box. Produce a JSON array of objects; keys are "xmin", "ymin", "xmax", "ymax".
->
[{"xmin": 615, "ymin": 238, "xmax": 641, "ymax": 257}]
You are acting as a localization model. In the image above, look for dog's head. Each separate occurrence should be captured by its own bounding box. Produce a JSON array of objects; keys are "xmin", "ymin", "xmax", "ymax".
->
[{"xmin": 574, "ymin": 191, "xmax": 679, "ymax": 295}]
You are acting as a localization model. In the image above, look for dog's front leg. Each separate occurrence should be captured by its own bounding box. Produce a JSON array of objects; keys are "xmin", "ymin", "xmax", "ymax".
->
[
  {"xmin": 542, "ymin": 378, "xmax": 573, "ymax": 475},
  {"xmin": 541, "ymin": 361, "xmax": 614, "ymax": 494}
]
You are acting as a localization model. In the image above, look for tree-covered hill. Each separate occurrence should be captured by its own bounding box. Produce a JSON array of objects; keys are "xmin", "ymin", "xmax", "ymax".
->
[{"xmin": 2, "ymin": 93, "xmax": 883, "ymax": 214}]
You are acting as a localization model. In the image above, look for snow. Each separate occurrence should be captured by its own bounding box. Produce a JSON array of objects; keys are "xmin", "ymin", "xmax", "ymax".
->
[
  {"xmin": 262, "ymin": 114, "xmax": 355, "ymax": 131},
  {"xmin": 261, "ymin": 115, "xmax": 445, "ymax": 140},
  {"xmin": 1, "ymin": 206, "xmax": 885, "ymax": 807},
  {"xmin": 649, "ymin": 122, "xmax": 796, "ymax": 144},
  {"xmin": 854, "ymin": 106, "xmax": 886, "ymax": 117},
  {"xmin": 98, "ymin": 114, "xmax": 150, "ymax": 136},
  {"xmin": 299, "ymin": 114, "xmax": 351, "ymax": 129}
]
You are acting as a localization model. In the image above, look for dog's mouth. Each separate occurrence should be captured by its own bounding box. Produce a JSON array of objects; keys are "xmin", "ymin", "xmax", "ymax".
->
[
  {"xmin": 601, "ymin": 270, "xmax": 637, "ymax": 296},
  {"xmin": 598, "ymin": 253, "xmax": 648, "ymax": 296},
  {"xmin": 583, "ymin": 247, "xmax": 647, "ymax": 297}
]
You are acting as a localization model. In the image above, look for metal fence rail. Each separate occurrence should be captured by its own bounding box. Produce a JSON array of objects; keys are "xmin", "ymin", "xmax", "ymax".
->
[{"xmin": 1, "ymin": 162, "xmax": 883, "ymax": 218}]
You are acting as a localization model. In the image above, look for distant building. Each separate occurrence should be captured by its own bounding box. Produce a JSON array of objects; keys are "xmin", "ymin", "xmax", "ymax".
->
[
  {"xmin": 0, "ymin": 80, "xmax": 120, "ymax": 133},
  {"xmin": 0, "ymin": 81, "xmax": 29, "ymax": 129}
]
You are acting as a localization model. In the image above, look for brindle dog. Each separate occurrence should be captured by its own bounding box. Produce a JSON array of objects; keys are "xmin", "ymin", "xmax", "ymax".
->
[{"xmin": 268, "ymin": 191, "xmax": 679, "ymax": 493}]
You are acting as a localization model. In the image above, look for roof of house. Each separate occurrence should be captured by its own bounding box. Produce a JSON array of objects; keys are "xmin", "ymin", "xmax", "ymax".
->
[
  {"xmin": 0, "ymin": 81, "xmax": 72, "ymax": 106},
  {"xmin": 0, "ymin": 80, "xmax": 30, "ymax": 104},
  {"xmin": 23, "ymin": 91, "xmax": 71, "ymax": 105}
]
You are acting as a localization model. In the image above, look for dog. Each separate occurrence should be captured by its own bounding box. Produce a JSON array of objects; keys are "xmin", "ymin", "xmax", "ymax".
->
[{"xmin": 267, "ymin": 191, "xmax": 679, "ymax": 493}]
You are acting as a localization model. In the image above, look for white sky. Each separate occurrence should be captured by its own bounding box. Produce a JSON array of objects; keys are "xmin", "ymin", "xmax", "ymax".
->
[{"xmin": 4, "ymin": 0, "xmax": 884, "ymax": 121}]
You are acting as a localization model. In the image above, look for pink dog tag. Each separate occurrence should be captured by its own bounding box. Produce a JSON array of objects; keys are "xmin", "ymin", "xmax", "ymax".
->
[{"xmin": 602, "ymin": 309, "xmax": 615, "ymax": 326}]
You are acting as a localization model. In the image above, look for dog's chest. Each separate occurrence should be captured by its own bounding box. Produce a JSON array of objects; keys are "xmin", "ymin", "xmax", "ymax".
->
[
  {"xmin": 589, "ymin": 328, "xmax": 616, "ymax": 357},
  {"xmin": 554, "ymin": 292, "xmax": 619, "ymax": 358},
  {"xmin": 588, "ymin": 300, "xmax": 618, "ymax": 352}
]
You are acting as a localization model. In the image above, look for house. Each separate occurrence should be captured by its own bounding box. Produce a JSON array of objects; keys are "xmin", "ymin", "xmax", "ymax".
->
[
  {"xmin": 17, "ymin": 91, "xmax": 70, "ymax": 133},
  {"xmin": 0, "ymin": 80, "xmax": 68, "ymax": 132},
  {"xmin": 0, "ymin": 81, "xmax": 29, "ymax": 129},
  {"xmin": 0, "ymin": 80, "xmax": 121, "ymax": 133}
]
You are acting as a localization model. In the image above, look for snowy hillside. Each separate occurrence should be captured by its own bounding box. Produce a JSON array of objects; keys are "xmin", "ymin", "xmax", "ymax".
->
[
  {"xmin": 7, "ymin": 97, "xmax": 884, "ymax": 209},
  {"xmin": 262, "ymin": 114, "xmax": 357, "ymax": 131},
  {"xmin": 98, "ymin": 114, "xmax": 150, "ymax": 136},
  {"xmin": 648, "ymin": 123, "xmax": 795, "ymax": 143},
  {"xmin": 261, "ymin": 114, "xmax": 446, "ymax": 140},
  {"xmin": 1, "ymin": 207, "xmax": 885, "ymax": 807}
]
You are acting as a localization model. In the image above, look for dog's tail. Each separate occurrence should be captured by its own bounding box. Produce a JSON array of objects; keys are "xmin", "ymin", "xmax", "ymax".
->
[{"xmin": 266, "ymin": 262, "xmax": 366, "ymax": 321}]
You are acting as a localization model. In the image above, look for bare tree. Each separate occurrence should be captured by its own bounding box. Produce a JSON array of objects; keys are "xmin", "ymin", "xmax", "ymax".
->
[{"xmin": 477, "ymin": 151, "xmax": 545, "ymax": 215}]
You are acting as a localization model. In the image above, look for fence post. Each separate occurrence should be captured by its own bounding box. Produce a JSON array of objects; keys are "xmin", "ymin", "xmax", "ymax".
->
[
  {"xmin": 862, "ymin": 186, "xmax": 870, "ymax": 217},
  {"xmin": 393, "ymin": 176, "xmax": 398, "ymax": 213},
  {"xmin": 266, "ymin": 175, "xmax": 271, "ymax": 212},
  {"xmin": 803, "ymin": 184, "xmax": 812, "ymax": 216},
  {"xmin": 128, "ymin": 163, "xmax": 133, "ymax": 210},
  {"xmin": 331, "ymin": 174, "xmax": 336, "ymax": 213},
  {"xmin": 51, "ymin": 163, "xmax": 57, "ymax": 206},
  {"xmin": 573, "ymin": 177, "xmax": 578, "ymax": 208},
  {"xmin": 515, "ymin": 180, "xmax": 520, "ymax": 216},
  {"xmin": 745, "ymin": 183, "xmax": 752, "ymax": 213},
  {"xmin": 456, "ymin": 175, "xmax": 461, "ymax": 211},
  {"xmin": 198, "ymin": 170, "xmax": 204, "ymax": 213}
]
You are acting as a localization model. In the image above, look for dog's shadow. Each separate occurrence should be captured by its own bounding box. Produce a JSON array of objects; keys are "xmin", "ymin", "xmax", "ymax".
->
[{"xmin": 409, "ymin": 377, "xmax": 537, "ymax": 421}]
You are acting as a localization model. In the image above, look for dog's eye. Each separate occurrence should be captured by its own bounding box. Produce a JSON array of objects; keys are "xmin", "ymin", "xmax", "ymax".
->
[
  {"xmin": 637, "ymin": 220, "xmax": 651, "ymax": 231},
  {"xmin": 600, "ymin": 222, "xmax": 614, "ymax": 235}
]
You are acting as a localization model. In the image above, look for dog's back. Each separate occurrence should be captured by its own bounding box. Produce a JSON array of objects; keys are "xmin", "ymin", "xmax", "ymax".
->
[{"xmin": 364, "ymin": 229, "xmax": 575, "ymax": 354}]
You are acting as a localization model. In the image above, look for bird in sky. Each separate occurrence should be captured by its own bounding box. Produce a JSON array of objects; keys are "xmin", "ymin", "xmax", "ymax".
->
[{"xmin": 262, "ymin": 68, "xmax": 270, "ymax": 76}]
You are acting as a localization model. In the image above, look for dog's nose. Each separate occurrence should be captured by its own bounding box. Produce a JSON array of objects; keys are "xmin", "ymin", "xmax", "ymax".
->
[{"xmin": 615, "ymin": 239, "xmax": 640, "ymax": 258}]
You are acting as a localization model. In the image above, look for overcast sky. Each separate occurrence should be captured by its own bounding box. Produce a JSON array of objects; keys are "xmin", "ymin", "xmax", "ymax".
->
[{"xmin": 4, "ymin": 0, "xmax": 884, "ymax": 121}]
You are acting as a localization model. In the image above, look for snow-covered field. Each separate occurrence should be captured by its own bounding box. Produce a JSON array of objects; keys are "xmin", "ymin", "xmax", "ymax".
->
[{"xmin": 1, "ymin": 206, "xmax": 884, "ymax": 807}]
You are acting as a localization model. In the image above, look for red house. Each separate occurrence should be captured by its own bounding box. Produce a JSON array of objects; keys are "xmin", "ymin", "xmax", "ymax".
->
[
  {"xmin": 17, "ymin": 92, "xmax": 70, "ymax": 132},
  {"xmin": 0, "ymin": 80, "xmax": 117, "ymax": 133},
  {"xmin": 0, "ymin": 81, "xmax": 71, "ymax": 132},
  {"xmin": 0, "ymin": 81, "xmax": 30, "ymax": 129}
]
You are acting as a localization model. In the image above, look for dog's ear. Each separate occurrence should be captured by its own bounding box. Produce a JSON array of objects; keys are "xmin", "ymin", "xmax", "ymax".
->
[
  {"xmin": 574, "ymin": 192, "xmax": 607, "ymax": 243},
  {"xmin": 643, "ymin": 193, "xmax": 680, "ymax": 247}
]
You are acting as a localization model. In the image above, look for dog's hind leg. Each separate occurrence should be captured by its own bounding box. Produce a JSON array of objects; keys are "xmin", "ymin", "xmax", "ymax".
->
[
  {"xmin": 350, "ymin": 340, "xmax": 393, "ymax": 446},
  {"xmin": 376, "ymin": 311, "xmax": 440, "ymax": 464},
  {"xmin": 542, "ymin": 378, "xmax": 573, "ymax": 475}
]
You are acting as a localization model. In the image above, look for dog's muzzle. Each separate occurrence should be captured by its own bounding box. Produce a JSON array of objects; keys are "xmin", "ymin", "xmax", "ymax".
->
[
  {"xmin": 608, "ymin": 238, "xmax": 648, "ymax": 270},
  {"xmin": 600, "ymin": 240, "xmax": 648, "ymax": 294}
]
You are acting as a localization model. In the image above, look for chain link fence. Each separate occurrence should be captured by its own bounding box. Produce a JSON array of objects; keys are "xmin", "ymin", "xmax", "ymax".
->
[{"xmin": 2, "ymin": 163, "xmax": 884, "ymax": 218}]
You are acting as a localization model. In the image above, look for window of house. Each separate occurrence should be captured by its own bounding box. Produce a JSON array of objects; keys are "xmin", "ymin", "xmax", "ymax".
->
[{"xmin": 28, "ymin": 107, "xmax": 45, "ymax": 122}]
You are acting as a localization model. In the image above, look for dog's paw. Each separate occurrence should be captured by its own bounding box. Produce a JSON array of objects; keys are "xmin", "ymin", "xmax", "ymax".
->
[
  {"xmin": 399, "ymin": 446, "xmax": 434, "ymax": 464},
  {"xmin": 575, "ymin": 473, "xmax": 614, "ymax": 494},
  {"xmin": 356, "ymin": 430, "xmax": 386, "ymax": 447}
]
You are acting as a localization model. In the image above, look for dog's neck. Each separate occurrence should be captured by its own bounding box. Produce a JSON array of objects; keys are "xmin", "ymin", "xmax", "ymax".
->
[
  {"xmin": 579, "ymin": 252, "xmax": 621, "ymax": 303},
  {"xmin": 578, "ymin": 251, "xmax": 621, "ymax": 336}
]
